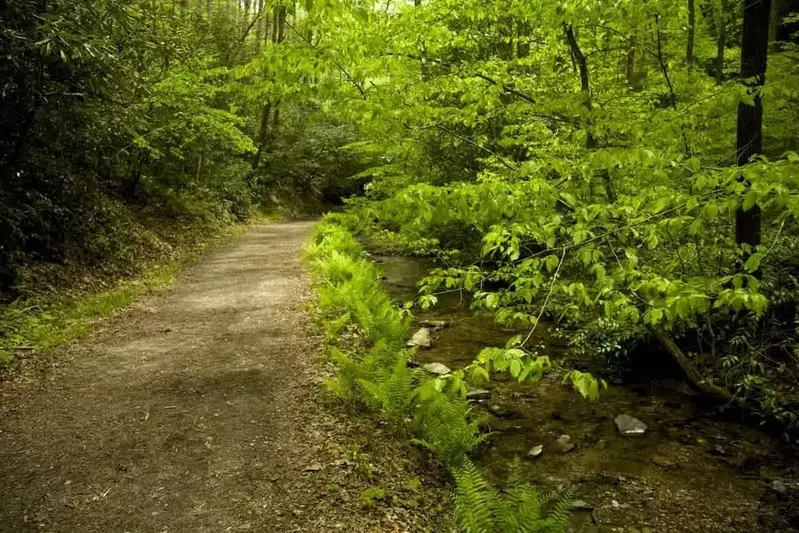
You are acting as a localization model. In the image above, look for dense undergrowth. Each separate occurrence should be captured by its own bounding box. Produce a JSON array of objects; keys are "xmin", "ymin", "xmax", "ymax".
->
[
  {"xmin": 306, "ymin": 215, "xmax": 572, "ymax": 532},
  {"xmin": 287, "ymin": 0, "xmax": 799, "ymax": 433}
]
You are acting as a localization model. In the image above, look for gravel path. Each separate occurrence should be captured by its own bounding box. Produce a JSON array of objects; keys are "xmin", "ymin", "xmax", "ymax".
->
[{"xmin": 0, "ymin": 221, "xmax": 451, "ymax": 533}]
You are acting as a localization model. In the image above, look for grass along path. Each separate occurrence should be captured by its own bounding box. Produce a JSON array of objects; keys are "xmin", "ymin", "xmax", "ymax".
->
[{"xmin": 0, "ymin": 215, "xmax": 282, "ymax": 369}]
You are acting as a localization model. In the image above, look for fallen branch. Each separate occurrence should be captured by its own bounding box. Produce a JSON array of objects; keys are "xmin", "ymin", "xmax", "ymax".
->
[{"xmin": 649, "ymin": 326, "xmax": 746, "ymax": 409}]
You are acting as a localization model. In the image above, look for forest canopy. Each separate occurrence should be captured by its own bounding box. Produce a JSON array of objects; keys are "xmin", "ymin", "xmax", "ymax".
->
[{"xmin": 2, "ymin": 0, "xmax": 799, "ymax": 428}]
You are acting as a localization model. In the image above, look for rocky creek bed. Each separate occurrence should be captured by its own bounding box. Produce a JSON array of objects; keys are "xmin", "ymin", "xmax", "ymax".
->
[{"xmin": 375, "ymin": 254, "xmax": 799, "ymax": 533}]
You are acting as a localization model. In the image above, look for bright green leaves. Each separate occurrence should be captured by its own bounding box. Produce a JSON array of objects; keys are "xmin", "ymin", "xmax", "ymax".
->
[
  {"xmin": 743, "ymin": 252, "xmax": 763, "ymax": 273},
  {"xmin": 466, "ymin": 343, "xmax": 552, "ymax": 386},
  {"xmin": 562, "ymin": 370, "xmax": 607, "ymax": 401}
]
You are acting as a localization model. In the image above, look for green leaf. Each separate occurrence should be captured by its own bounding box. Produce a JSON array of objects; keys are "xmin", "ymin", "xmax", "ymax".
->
[
  {"xmin": 742, "ymin": 190, "xmax": 758, "ymax": 212},
  {"xmin": 743, "ymin": 252, "xmax": 763, "ymax": 273}
]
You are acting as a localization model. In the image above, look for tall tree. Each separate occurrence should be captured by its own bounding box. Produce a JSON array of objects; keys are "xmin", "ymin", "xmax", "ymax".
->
[
  {"xmin": 256, "ymin": 0, "xmax": 265, "ymax": 51},
  {"xmin": 735, "ymin": 0, "xmax": 771, "ymax": 247},
  {"xmin": 769, "ymin": 0, "xmax": 781, "ymax": 52},
  {"xmin": 563, "ymin": 23, "xmax": 617, "ymax": 202},
  {"xmin": 715, "ymin": 0, "xmax": 729, "ymax": 84},
  {"xmin": 687, "ymin": 0, "xmax": 696, "ymax": 66}
]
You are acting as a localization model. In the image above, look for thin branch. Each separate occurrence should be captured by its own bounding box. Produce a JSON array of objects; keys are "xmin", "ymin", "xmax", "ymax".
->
[{"xmin": 522, "ymin": 248, "xmax": 566, "ymax": 347}]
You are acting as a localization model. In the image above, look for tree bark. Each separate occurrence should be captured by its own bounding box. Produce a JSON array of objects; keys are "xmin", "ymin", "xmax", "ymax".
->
[
  {"xmin": 650, "ymin": 327, "xmax": 745, "ymax": 408},
  {"xmin": 715, "ymin": 0, "xmax": 728, "ymax": 84},
  {"xmin": 769, "ymin": 0, "xmax": 780, "ymax": 52},
  {"xmin": 252, "ymin": 102, "xmax": 272, "ymax": 170},
  {"xmin": 687, "ymin": 0, "xmax": 696, "ymax": 66},
  {"xmin": 735, "ymin": 0, "xmax": 770, "ymax": 248},
  {"xmin": 243, "ymin": 0, "xmax": 251, "ymax": 34},
  {"xmin": 563, "ymin": 23, "xmax": 617, "ymax": 203},
  {"xmin": 256, "ymin": 0, "xmax": 265, "ymax": 51}
]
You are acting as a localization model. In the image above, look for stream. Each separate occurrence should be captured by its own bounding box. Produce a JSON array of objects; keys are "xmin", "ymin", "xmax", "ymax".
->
[{"xmin": 375, "ymin": 254, "xmax": 799, "ymax": 533}]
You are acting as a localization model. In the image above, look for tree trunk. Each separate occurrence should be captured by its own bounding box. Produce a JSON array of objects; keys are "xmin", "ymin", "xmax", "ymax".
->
[
  {"xmin": 517, "ymin": 21, "xmax": 531, "ymax": 58},
  {"xmin": 256, "ymin": 0, "xmax": 265, "ymax": 51},
  {"xmin": 243, "ymin": 0, "xmax": 251, "ymax": 34},
  {"xmin": 735, "ymin": 0, "xmax": 770, "ymax": 248},
  {"xmin": 715, "ymin": 0, "xmax": 728, "ymax": 84},
  {"xmin": 687, "ymin": 0, "xmax": 696, "ymax": 66},
  {"xmin": 563, "ymin": 23, "xmax": 617, "ymax": 203},
  {"xmin": 206, "ymin": 0, "xmax": 212, "ymax": 20},
  {"xmin": 626, "ymin": 47, "xmax": 635, "ymax": 86},
  {"xmin": 651, "ymin": 327, "xmax": 745, "ymax": 408},
  {"xmin": 277, "ymin": 3, "xmax": 286, "ymax": 43},
  {"xmin": 769, "ymin": 0, "xmax": 780, "ymax": 52},
  {"xmin": 252, "ymin": 102, "xmax": 272, "ymax": 170}
]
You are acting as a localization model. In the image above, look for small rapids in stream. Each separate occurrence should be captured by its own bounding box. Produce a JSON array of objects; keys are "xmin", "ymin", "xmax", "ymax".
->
[{"xmin": 375, "ymin": 254, "xmax": 799, "ymax": 533}]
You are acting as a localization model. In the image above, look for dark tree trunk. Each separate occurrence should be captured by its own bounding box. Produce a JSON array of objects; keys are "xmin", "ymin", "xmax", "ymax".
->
[
  {"xmin": 687, "ymin": 0, "xmax": 696, "ymax": 66},
  {"xmin": 735, "ymin": 0, "xmax": 770, "ymax": 247},
  {"xmin": 252, "ymin": 102, "xmax": 272, "ymax": 170},
  {"xmin": 517, "ymin": 21, "xmax": 531, "ymax": 58},
  {"xmin": 715, "ymin": 0, "xmax": 728, "ymax": 84},
  {"xmin": 769, "ymin": 0, "xmax": 780, "ymax": 52}
]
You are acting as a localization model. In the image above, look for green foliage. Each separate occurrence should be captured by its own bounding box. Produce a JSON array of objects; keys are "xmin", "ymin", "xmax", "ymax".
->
[
  {"xmin": 307, "ymin": 218, "xmax": 483, "ymax": 469},
  {"xmin": 286, "ymin": 0, "xmax": 799, "ymax": 425},
  {"xmin": 411, "ymin": 382, "xmax": 486, "ymax": 468},
  {"xmin": 359, "ymin": 486, "xmax": 388, "ymax": 508},
  {"xmin": 308, "ymin": 218, "xmax": 572, "ymax": 529},
  {"xmin": 454, "ymin": 460, "xmax": 571, "ymax": 533}
]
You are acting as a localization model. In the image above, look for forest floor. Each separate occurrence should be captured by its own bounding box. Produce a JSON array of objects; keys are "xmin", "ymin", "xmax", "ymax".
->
[{"xmin": 0, "ymin": 220, "xmax": 452, "ymax": 533}]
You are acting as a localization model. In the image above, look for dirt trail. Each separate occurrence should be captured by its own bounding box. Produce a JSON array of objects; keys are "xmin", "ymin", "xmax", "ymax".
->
[{"xmin": 0, "ymin": 221, "xmax": 449, "ymax": 533}]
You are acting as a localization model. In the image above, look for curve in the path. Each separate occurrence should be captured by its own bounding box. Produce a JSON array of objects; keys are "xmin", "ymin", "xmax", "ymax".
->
[{"xmin": 0, "ymin": 221, "xmax": 381, "ymax": 532}]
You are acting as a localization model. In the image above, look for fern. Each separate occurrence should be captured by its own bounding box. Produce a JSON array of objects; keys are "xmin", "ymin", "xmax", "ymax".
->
[
  {"xmin": 454, "ymin": 460, "xmax": 497, "ymax": 533},
  {"xmin": 454, "ymin": 461, "xmax": 572, "ymax": 533},
  {"xmin": 308, "ymin": 220, "xmax": 573, "ymax": 533}
]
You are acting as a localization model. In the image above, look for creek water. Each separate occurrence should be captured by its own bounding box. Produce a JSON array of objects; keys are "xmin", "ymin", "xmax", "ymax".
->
[{"xmin": 375, "ymin": 254, "xmax": 799, "ymax": 533}]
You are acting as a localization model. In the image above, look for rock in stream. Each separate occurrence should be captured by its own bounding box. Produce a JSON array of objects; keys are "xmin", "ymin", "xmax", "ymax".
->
[
  {"xmin": 614, "ymin": 414, "xmax": 648, "ymax": 436},
  {"xmin": 406, "ymin": 327, "xmax": 432, "ymax": 348},
  {"xmin": 422, "ymin": 362, "xmax": 451, "ymax": 376}
]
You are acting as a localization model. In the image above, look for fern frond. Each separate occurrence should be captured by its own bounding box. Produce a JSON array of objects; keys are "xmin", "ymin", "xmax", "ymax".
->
[
  {"xmin": 454, "ymin": 460, "xmax": 497, "ymax": 533},
  {"xmin": 537, "ymin": 488, "xmax": 574, "ymax": 533}
]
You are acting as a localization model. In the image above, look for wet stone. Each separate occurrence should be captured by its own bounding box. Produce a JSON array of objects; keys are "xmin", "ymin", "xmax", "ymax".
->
[
  {"xmin": 420, "ymin": 319, "xmax": 449, "ymax": 329},
  {"xmin": 487, "ymin": 404, "xmax": 514, "ymax": 418},
  {"xmin": 571, "ymin": 500, "xmax": 593, "ymax": 511},
  {"xmin": 614, "ymin": 414, "xmax": 647, "ymax": 436},
  {"xmin": 422, "ymin": 362, "xmax": 451, "ymax": 375},
  {"xmin": 651, "ymin": 455, "xmax": 676, "ymax": 469},
  {"xmin": 465, "ymin": 389, "xmax": 491, "ymax": 401},
  {"xmin": 553, "ymin": 434, "xmax": 574, "ymax": 454},
  {"xmin": 527, "ymin": 444, "xmax": 544, "ymax": 459},
  {"xmin": 407, "ymin": 328, "xmax": 432, "ymax": 348}
]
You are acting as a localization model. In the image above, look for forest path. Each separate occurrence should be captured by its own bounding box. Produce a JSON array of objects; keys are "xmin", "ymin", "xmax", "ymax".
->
[{"xmin": 0, "ymin": 221, "xmax": 446, "ymax": 533}]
